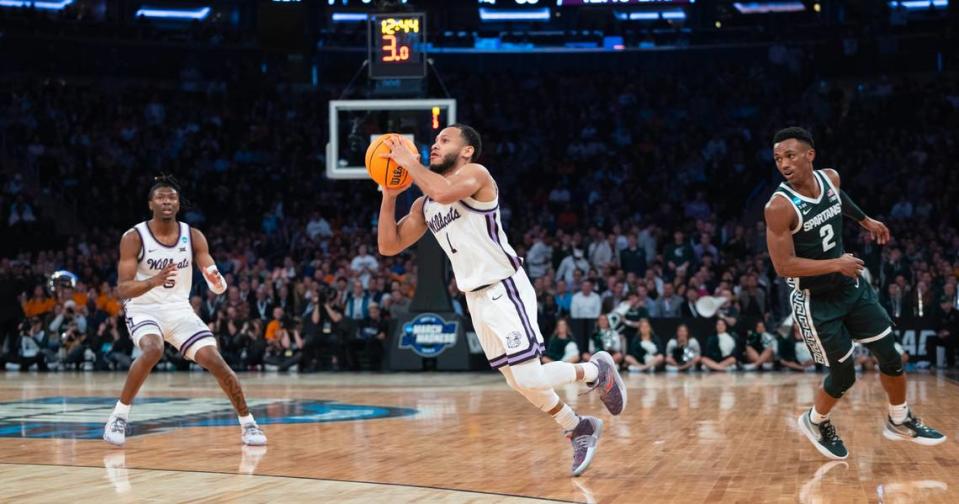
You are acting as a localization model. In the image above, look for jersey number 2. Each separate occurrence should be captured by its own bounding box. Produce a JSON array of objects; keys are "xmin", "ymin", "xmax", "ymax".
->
[{"xmin": 819, "ymin": 224, "xmax": 836, "ymax": 252}]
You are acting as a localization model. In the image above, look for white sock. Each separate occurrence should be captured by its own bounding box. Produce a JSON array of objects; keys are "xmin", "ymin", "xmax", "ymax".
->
[
  {"xmin": 238, "ymin": 414, "xmax": 255, "ymax": 426},
  {"xmin": 113, "ymin": 401, "xmax": 131, "ymax": 419},
  {"xmin": 552, "ymin": 402, "xmax": 580, "ymax": 432},
  {"xmin": 542, "ymin": 361, "xmax": 577, "ymax": 387},
  {"xmin": 889, "ymin": 402, "xmax": 909, "ymax": 425},
  {"xmin": 581, "ymin": 362, "xmax": 600, "ymax": 383},
  {"xmin": 810, "ymin": 406, "xmax": 830, "ymax": 425}
]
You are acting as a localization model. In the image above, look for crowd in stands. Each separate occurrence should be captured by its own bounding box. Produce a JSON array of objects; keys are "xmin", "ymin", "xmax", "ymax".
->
[{"xmin": 2, "ymin": 58, "xmax": 957, "ymax": 373}]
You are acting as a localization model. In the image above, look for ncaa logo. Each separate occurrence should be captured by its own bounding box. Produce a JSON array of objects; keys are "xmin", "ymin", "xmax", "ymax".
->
[{"xmin": 400, "ymin": 313, "xmax": 459, "ymax": 358}]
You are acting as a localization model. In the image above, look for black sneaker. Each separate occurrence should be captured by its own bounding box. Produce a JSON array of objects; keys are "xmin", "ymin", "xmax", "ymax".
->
[
  {"xmin": 797, "ymin": 409, "xmax": 848, "ymax": 460},
  {"xmin": 883, "ymin": 409, "xmax": 947, "ymax": 446}
]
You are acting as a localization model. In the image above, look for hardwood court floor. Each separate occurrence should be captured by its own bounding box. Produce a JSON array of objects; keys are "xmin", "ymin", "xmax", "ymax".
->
[{"xmin": 0, "ymin": 369, "xmax": 957, "ymax": 503}]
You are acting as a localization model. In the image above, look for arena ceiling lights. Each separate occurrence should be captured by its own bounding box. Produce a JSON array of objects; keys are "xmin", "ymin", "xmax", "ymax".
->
[
  {"xmin": 888, "ymin": 0, "xmax": 948, "ymax": 9},
  {"xmin": 479, "ymin": 7, "xmax": 552, "ymax": 22},
  {"xmin": 0, "ymin": 0, "xmax": 73, "ymax": 10},
  {"xmin": 135, "ymin": 5, "xmax": 211, "ymax": 20},
  {"xmin": 732, "ymin": 1, "xmax": 806, "ymax": 14}
]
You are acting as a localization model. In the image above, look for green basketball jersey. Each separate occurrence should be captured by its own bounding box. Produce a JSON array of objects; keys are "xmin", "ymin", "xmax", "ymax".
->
[{"xmin": 772, "ymin": 170, "xmax": 851, "ymax": 294}]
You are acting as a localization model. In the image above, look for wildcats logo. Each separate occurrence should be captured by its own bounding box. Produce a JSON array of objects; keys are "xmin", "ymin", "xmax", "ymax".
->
[
  {"xmin": 146, "ymin": 257, "xmax": 190, "ymax": 270},
  {"xmin": 427, "ymin": 207, "xmax": 461, "ymax": 233},
  {"xmin": 0, "ymin": 397, "xmax": 416, "ymax": 439}
]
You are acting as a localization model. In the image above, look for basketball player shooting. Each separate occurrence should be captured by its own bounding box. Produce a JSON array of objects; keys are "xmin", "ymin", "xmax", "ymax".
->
[
  {"xmin": 377, "ymin": 125, "xmax": 627, "ymax": 476},
  {"xmin": 103, "ymin": 176, "xmax": 266, "ymax": 447},
  {"xmin": 764, "ymin": 127, "xmax": 944, "ymax": 460}
]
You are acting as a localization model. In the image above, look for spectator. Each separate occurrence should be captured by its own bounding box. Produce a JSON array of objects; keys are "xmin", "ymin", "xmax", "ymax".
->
[
  {"xmin": 778, "ymin": 325, "xmax": 816, "ymax": 372},
  {"xmin": 742, "ymin": 320, "xmax": 777, "ymax": 371},
  {"xmin": 665, "ymin": 324, "xmax": 701, "ymax": 372},
  {"xmin": 702, "ymin": 319, "xmax": 739, "ymax": 372},
  {"xmin": 350, "ymin": 245, "xmax": 379, "ymax": 289},
  {"xmin": 927, "ymin": 296, "xmax": 958, "ymax": 368},
  {"xmin": 345, "ymin": 280, "xmax": 372, "ymax": 321},
  {"xmin": 654, "ymin": 283, "xmax": 683, "ymax": 318},
  {"xmin": 526, "ymin": 232, "xmax": 552, "ymax": 280},
  {"xmin": 570, "ymin": 280, "xmax": 602, "ymax": 353},
  {"xmin": 619, "ymin": 234, "xmax": 647, "ymax": 277},
  {"xmin": 352, "ymin": 303, "xmax": 388, "ymax": 371},
  {"xmin": 625, "ymin": 318, "xmax": 664, "ymax": 373},
  {"xmin": 556, "ymin": 248, "xmax": 590, "ymax": 286},
  {"xmin": 583, "ymin": 314, "xmax": 623, "ymax": 364},
  {"xmin": 542, "ymin": 318, "xmax": 580, "ymax": 363},
  {"xmin": 664, "ymin": 231, "xmax": 694, "ymax": 281}
]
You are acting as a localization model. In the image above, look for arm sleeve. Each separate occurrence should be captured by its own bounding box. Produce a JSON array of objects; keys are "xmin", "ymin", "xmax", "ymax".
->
[{"xmin": 840, "ymin": 189, "xmax": 867, "ymax": 222}]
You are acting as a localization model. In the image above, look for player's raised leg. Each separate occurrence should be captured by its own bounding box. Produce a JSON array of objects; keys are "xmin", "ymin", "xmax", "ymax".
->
[
  {"xmin": 194, "ymin": 346, "xmax": 266, "ymax": 445},
  {"xmin": 501, "ymin": 361, "xmax": 603, "ymax": 476},
  {"xmin": 103, "ymin": 332, "xmax": 164, "ymax": 446}
]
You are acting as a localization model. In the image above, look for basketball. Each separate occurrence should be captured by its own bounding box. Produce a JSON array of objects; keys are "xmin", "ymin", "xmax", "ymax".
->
[{"xmin": 366, "ymin": 134, "xmax": 416, "ymax": 189}]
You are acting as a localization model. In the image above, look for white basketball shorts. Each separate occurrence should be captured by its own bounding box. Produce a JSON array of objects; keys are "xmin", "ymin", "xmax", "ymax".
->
[
  {"xmin": 124, "ymin": 303, "xmax": 216, "ymax": 361},
  {"xmin": 465, "ymin": 269, "xmax": 545, "ymax": 369}
]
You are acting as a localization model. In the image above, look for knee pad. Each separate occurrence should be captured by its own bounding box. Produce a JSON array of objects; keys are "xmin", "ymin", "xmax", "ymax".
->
[
  {"xmin": 823, "ymin": 358, "xmax": 856, "ymax": 399},
  {"xmin": 866, "ymin": 335, "xmax": 904, "ymax": 376}
]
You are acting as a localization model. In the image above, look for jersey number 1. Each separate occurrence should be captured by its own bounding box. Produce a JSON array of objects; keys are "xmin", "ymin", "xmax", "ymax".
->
[
  {"xmin": 446, "ymin": 233, "xmax": 458, "ymax": 254},
  {"xmin": 820, "ymin": 224, "xmax": 836, "ymax": 252}
]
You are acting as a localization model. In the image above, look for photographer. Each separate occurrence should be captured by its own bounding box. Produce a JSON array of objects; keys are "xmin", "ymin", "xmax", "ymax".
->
[
  {"xmin": 60, "ymin": 317, "xmax": 93, "ymax": 370},
  {"xmin": 212, "ymin": 306, "xmax": 245, "ymax": 370},
  {"xmin": 96, "ymin": 316, "xmax": 133, "ymax": 371},
  {"xmin": 14, "ymin": 317, "xmax": 49, "ymax": 371},
  {"xmin": 264, "ymin": 315, "xmax": 303, "ymax": 372},
  {"xmin": 236, "ymin": 318, "xmax": 266, "ymax": 370},
  {"xmin": 301, "ymin": 286, "xmax": 344, "ymax": 371},
  {"xmin": 49, "ymin": 299, "xmax": 87, "ymax": 336}
]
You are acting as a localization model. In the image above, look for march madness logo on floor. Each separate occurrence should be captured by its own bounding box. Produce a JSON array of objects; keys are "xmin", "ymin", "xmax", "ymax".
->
[{"xmin": 0, "ymin": 397, "xmax": 417, "ymax": 439}]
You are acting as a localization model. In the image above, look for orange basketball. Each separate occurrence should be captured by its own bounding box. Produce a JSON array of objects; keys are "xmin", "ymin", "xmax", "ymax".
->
[{"xmin": 366, "ymin": 134, "xmax": 416, "ymax": 189}]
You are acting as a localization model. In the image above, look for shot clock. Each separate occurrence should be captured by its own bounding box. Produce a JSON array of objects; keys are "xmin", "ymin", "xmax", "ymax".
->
[{"xmin": 368, "ymin": 13, "xmax": 427, "ymax": 80}]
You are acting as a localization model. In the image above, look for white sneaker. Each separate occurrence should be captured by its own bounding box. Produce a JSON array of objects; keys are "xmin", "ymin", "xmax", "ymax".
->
[
  {"xmin": 627, "ymin": 365, "xmax": 641, "ymax": 373},
  {"xmin": 103, "ymin": 415, "xmax": 127, "ymax": 446},
  {"xmin": 742, "ymin": 363, "xmax": 758, "ymax": 371},
  {"xmin": 242, "ymin": 423, "xmax": 267, "ymax": 446}
]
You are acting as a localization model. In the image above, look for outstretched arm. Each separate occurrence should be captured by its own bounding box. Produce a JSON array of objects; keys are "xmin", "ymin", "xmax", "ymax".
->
[
  {"xmin": 822, "ymin": 168, "xmax": 890, "ymax": 245},
  {"xmin": 378, "ymin": 191, "xmax": 428, "ymax": 256},
  {"xmin": 765, "ymin": 196, "xmax": 863, "ymax": 279}
]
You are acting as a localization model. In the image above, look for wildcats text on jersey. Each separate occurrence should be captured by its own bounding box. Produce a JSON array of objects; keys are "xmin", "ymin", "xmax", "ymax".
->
[
  {"xmin": 427, "ymin": 207, "xmax": 461, "ymax": 233},
  {"xmin": 146, "ymin": 257, "xmax": 191, "ymax": 271}
]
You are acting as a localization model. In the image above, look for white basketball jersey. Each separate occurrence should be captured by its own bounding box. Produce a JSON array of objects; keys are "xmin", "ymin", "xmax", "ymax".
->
[
  {"xmin": 423, "ymin": 195, "xmax": 521, "ymax": 291},
  {"xmin": 125, "ymin": 221, "xmax": 193, "ymax": 309}
]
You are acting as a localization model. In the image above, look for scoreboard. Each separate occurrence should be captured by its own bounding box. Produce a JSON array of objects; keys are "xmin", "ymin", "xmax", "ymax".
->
[{"xmin": 368, "ymin": 13, "xmax": 427, "ymax": 80}]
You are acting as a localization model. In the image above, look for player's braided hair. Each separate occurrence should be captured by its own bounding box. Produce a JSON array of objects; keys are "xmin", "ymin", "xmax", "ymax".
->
[{"xmin": 148, "ymin": 174, "xmax": 192, "ymax": 209}]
